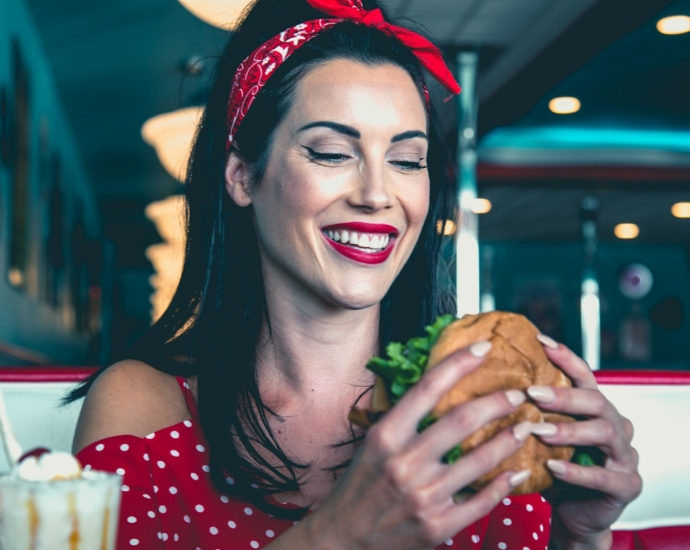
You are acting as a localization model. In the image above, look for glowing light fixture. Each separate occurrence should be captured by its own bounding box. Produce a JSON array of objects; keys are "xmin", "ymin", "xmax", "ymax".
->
[
  {"xmin": 141, "ymin": 107, "xmax": 203, "ymax": 182},
  {"xmin": 145, "ymin": 195, "xmax": 187, "ymax": 322},
  {"xmin": 436, "ymin": 220, "xmax": 457, "ymax": 235},
  {"xmin": 671, "ymin": 202, "xmax": 690, "ymax": 218},
  {"xmin": 614, "ymin": 223, "xmax": 639, "ymax": 240},
  {"xmin": 177, "ymin": 0, "xmax": 253, "ymax": 30},
  {"xmin": 548, "ymin": 97, "xmax": 581, "ymax": 115},
  {"xmin": 471, "ymin": 198, "xmax": 492, "ymax": 214},
  {"xmin": 657, "ymin": 15, "xmax": 690, "ymax": 35}
]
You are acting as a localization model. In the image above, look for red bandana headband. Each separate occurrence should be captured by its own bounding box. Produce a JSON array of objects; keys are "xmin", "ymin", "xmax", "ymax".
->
[{"xmin": 226, "ymin": 0, "xmax": 461, "ymax": 149}]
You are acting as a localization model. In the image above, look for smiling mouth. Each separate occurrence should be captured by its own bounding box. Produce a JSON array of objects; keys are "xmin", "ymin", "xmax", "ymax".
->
[{"xmin": 322, "ymin": 228, "xmax": 394, "ymax": 253}]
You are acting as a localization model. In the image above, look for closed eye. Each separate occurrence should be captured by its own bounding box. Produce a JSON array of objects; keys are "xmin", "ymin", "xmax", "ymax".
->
[
  {"xmin": 392, "ymin": 159, "xmax": 427, "ymax": 171},
  {"xmin": 303, "ymin": 146, "xmax": 350, "ymax": 164}
]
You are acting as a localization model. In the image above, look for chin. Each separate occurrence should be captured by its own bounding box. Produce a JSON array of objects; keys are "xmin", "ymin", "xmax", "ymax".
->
[{"xmin": 322, "ymin": 282, "xmax": 388, "ymax": 311}]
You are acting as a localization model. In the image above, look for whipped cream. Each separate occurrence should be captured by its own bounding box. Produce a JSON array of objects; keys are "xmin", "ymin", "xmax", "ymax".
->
[{"xmin": 14, "ymin": 451, "xmax": 83, "ymax": 482}]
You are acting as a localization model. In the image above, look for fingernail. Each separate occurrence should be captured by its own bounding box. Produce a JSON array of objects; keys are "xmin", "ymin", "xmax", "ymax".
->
[
  {"xmin": 527, "ymin": 385, "xmax": 556, "ymax": 403},
  {"xmin": 505, "ymin": 390, "xmax": 526, "ymax": 407},
  {"xmin": 531, "ymin": 422, "xmax": 558, "ymax": 437},
  {"xmin": 536, "ymin": 333, "xmax": 559, "ymax": 349},
  {"xmin": 509, "ymin": 469, "xmax": 532, "ymax": 488},
  {"xmin": 469, "ymin": 341, "xmax": 492, "ymax": 357},
  {"xmin": 547, "ymin": 459, "xmax": 568, "ymax": 476},
  {"xmin": 512, "ymin": 421, "xmax": 532, "ymax": 442}
]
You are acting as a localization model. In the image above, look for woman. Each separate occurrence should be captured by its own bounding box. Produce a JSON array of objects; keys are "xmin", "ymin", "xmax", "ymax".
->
[{"xmin": 71, "ymin": 0, "xmax": 642, "ymax": 548}]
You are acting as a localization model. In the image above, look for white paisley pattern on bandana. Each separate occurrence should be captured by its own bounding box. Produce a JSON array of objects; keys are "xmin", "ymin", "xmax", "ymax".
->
[{"xmin": 226, "ymin": 19, "xmax": 341, "ymax": 147}]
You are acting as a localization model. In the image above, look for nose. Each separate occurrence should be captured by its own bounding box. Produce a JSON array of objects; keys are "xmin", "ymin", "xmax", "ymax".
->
[{"xmin": 348, "ymin": 161, "xmax": 395, "ymax": 212}]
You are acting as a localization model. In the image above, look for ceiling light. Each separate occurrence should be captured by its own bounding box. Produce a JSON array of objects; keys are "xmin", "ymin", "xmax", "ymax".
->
[
  {"xmin": 436, "ymin": 220, "xmax": 456, "ymax": 235},
  {"xmin": 548, "ymin": 97, "xmax": 581, "ymax": 115},
  {"xmin": 671, "ymin": 202, "xmax": 690, "ymax": 218},
  {"xmin": 657, "ymin": 15, "xmax": 690, "ymax": 35},
  {"xmin": 614, "ymin": 223, "xmax": 639, "ymax": 239},
  {"xmin": 177, "ymin": 0, "xmax": 253, "ymax": 30},
  {"xmin": 471, "ymin": 198, "xmax": 492, "ymax": 214},
  {"xmin": 141, "ymin": 107, "xmax": 203, "ymax": 182}
]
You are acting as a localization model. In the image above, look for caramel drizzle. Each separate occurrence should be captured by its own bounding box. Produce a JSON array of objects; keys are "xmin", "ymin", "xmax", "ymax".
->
[
  {"xmin": 100, "ymin": 488, "xmax": 111, "ymax": 550},
  {"xmin": 67, "ymin": 492, "xmax": 80, "ymax": 550},
  {"xmin": 27, "ymin": 497, "xmax": 38, "ymax": 550}
]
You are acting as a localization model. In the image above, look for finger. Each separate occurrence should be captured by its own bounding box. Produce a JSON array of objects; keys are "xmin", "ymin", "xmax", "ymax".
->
[
  {"xmin": 380, "ymin": 342, "xmax": 492, "ymax": 438},
  {"xmin": 434, "ymin": 423, "xmax": 532, "ymax": 497},
  {"xmin": 440, "ymin": 470, "xmax": 528, "ymax": 537},
  {"xmin": 527, "ymin": 386, "xmax": 618, "ymax": 423},
  {"xmin": 546, "ymin": 460, "xmax": 642, "ymax": 503},
  {"xmin": 412, "ymin": 390, "xmax": 526, "ymax": 462},
  {"xmin": 531, "ymin": 419, "xmax": 635, "ymax": 467},
  {"xmin": 536, "ymin": 335, "xmax": 598, "ymax": 390}
]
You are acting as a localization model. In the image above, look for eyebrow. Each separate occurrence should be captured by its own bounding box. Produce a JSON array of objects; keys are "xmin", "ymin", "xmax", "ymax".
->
[{"xmin": 297, "ymin": 121, "xmax": 428, "ymax": 142}]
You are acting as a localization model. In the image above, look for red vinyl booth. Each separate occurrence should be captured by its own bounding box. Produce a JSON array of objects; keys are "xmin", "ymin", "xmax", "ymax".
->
[{"xmin": 1, "ymin": 367, "xmax": 688, "ymax": 549}]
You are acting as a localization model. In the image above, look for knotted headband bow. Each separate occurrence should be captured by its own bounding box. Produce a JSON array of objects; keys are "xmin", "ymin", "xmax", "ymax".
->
[{"xmin": 226, "ymin": 0, "xmax": 461, "ymax": 149}]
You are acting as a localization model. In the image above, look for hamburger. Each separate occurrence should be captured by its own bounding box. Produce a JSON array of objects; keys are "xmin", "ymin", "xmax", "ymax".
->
[{"xmin": 350, "ymin": 311, "xmax": 593, "ymax": 495}]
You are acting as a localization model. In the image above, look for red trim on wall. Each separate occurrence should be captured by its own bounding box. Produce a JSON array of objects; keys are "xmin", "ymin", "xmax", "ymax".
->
[
  {"xmin": 594, "ymin": 370, "xmax": 690, "ymax": 385},
  {"xmin": 477, "ymin": 163, "xmax": 690, "ymax": 181},
  {"xmin": 0, "ymin": 367, "xmax": 98, "ymax": 383}
]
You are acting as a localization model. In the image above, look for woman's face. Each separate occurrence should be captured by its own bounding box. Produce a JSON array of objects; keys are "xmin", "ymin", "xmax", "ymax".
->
[{"xmin": 228, "ymin": 58, "xmax": 430, "ymax": 311}]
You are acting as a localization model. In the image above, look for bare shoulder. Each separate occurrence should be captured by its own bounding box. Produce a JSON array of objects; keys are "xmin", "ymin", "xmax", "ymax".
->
[{"xmin": 72, "ymin": 359, "xmax": 190, "ymax": 454}]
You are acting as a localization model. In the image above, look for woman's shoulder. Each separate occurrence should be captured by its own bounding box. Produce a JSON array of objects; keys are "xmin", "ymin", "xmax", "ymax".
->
[{"xmin": 72, "ymin": 359, "xmax": 191, "ymax": 454}]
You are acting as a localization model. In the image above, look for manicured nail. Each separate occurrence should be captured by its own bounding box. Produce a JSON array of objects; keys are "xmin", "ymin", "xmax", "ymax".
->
[
  {"xmin": 527, "ymin": 385, "xmax": 556, "ymax": 403},
  {"xmin": 531, "ymin": 423, "xmax": 558, "ymax": 437},
  {"xmin": 547, "ymin": 459, "xmax": 568, "ymax": 476},
  {"xmin": 509, "ymin": 469, "xmax": 532, "ymax": 488},
  {"xmin": 536, "ymin": 333, "xmax": 559, "ymax": 349},
  {"xmin": 505, "ymin": 390, "xmax": 526, "ymax": 407},
  {"xmin": 469, "ymin": 341, "xmax": 492, "ymax": 357},
  {"xmin": 512, "ymin": 421, "xmax": 532, "ymax": 442}
]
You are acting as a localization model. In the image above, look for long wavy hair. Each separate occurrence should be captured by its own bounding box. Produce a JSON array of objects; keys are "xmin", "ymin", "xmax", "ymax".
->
[{"xmin": 69, "ymin": 0, "xmax": 457, "ymax": 520}]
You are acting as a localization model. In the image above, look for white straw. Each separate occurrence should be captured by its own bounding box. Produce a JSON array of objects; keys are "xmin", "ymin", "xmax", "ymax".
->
[{"xmin": 0, "ymin": 383, "xmax": 22, "ymax": 468}]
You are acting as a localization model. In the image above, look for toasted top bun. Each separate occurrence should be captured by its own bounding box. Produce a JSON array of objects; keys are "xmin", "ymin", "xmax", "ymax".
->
[{"xmin": 426, "ymin": 311, "xmax": 575, "ymax": 494}]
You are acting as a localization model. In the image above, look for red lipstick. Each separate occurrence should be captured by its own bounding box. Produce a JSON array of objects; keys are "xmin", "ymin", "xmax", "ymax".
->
[{"xmin": 321, "ymin": 222, "xmax": 398, "ymax": 265}]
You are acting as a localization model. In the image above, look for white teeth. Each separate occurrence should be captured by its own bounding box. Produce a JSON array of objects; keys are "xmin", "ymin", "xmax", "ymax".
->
[
  {"xmin": 334, "ymin": 231, "xmax": 341, "ymax": 242},
  {"xmin": 370, "ymin": 236, "xmax": 380, "ymax": 248},
  {"xmin": 358, "ymin": 234, "xmax": 369, "ymax": 247},
  {"xmin": 325, "ymin": 228, "xmax": 391, "ymax": 250},
  {"xmin": 328, "ymin": 230, "xmax": 334, "ymax": 239},
  {"xmin": 350, "ymin": 232, "xmax": 359, "ymax": 245},
  {"xmin": 341, "ymin": 230, "xmax": 349, "ymax": 244}
]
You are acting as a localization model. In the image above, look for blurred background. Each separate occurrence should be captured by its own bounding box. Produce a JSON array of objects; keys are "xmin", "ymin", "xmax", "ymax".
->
[{"xmin": 0, "ymin": 0, "xmax": 688, "ymax": 371}]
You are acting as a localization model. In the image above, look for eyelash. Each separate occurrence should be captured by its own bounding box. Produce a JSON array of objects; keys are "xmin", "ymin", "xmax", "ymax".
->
[{"xmin": 304, "ymin": 147, "xmax": 427, "ymax": 172}]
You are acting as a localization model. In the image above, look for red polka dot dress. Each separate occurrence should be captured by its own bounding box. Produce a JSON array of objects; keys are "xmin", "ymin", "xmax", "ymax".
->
[{"xmin": 77, "ymin": 377, "xmax": 552, "ymax": 549}]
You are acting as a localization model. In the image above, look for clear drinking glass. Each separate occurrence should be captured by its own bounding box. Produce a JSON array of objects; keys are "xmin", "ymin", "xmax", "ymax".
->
[{"xmin": 0, "ymin": 471, "xmax": 121, "ymax": 550}]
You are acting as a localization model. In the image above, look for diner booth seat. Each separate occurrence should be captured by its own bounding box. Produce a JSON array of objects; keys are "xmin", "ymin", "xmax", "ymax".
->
[{"xmin": 0, "ymin": 367, "xmax": 689, "ymax": 549}]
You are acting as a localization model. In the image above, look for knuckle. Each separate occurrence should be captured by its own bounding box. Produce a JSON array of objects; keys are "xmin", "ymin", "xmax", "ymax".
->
[
  {"xmin": 366, "ymin": 424, "xmax": 396, "ymax": 454},
  {"xmin": 382, "ymin": 456, "xmax": 412, "ymax": 490},
  {"xmin": 403, "ymin": 486, "xmax": 433, "ymax": 517},
  {"xmin": 631, "ymin": 473, "xmax": 643, "ymax": 498},
  {"xmin": 630, "ymin": 446, "xmax": 640, "ymax": 468},
  {"xmin": 622, "ymin": 417, "xmax": 635, "ymax": 441},
  {"xmin": 418, "ymin": 516, "xmax": 443, "ymax": 545},
  {"xmin": 600, "ymin": 420, "xmax": 617, "ymax": 441}
]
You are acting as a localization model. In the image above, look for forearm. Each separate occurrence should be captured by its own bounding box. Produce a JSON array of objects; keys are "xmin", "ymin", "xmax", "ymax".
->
[{"xmin": 263, "ymin": 513, "xmax": 334, "ymax": 550}]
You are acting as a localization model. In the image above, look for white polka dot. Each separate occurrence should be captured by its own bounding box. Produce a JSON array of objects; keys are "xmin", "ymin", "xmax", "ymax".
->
[
  {"xmin": 503, "ymin": 498, "xmax": 511, "ymax": 505},
  {"xmin": 174, "ymin": 534, "xmax": 179, "ymax": 541},
  {"xmin": 266, "ymin": 530, "xmax": 275, "ymax": 538},
  {"xmin": 147, "ymin": 511, "xmax": 155, "ymax": 519},
  {"xmin": 250, "ymin": 542, "xmax": 259, "ymax": 549},
  {"xmin": 541, "ymin": 496, "xmax": 546, "ymax": 502},
  {"xmin": 96, "ymin": 444, "xmax": 104, "ymax": 451},
  {"xmin": 191, "ymin": 473, "xmax": 199, "ymax": 480},
  {"xmin": 471, "ymin": 535, "xmax": 480, "ymax": 543},
  {"xmin": 170, "ymin": 430, "xmax": 180, "ymax": 438},
  {"xmin": 129, "ymin": 539, "xmax": 139, "ymax": 546},
  {"xmin": 539, "ymin": 524, "xmax": 544, "ymax": 532},
  {"xmin": 127, "ymin": 516, "xmax": 137, "ymax": 523},
  {"xmin": 183, "ymin": 382, "xmax": 190, "ymax": 389},
  {"xmin": 227, "ymin": 520, "xmax": 237, "ymax": 528},
  {"xmin": 116, "ymin": 468, "xmax": 125, "ymax": 476},
  {"xmin": 195, "ymin": 504, "xmax": 204, "ymax": 513},
  {"xmin": 161, "ymin": 533, "xmax": 168, "ymax": 541},
  {"xmin": 183, "ymin": 420, "xmax": 192, "ymax": 427},
  {"xmin": 157, "ymin": 461, "xmax": 166, "ymax": 469},
  {"xmin": 183, "ymin": 515, "xmax": 191, "ymax": 523},
  {"xmin": 170, "ymin": 450, "xmax": 180, "ymax": 457},
  {"xmin": 143, "ymin": 453, "xmax": 149, "ymax": 461},
  {"xmin": 523, "ymin": 547, "xmax": 531, "ymax": 550},
  {"xmin": 157, "ymin": 533, "xmax": 162, "ymax": 540},
  {"xmin": 526, "ymin": 504, "xmax": 534, "ymax": 511},
  {"xmin": 210, "ymin": 526, "xmax": 219, "ymax": 535},
  {"xmin": 244, "ymin": 507, "xmax": 253, "ymax": 515},
  {"xmin": 202, "ymin": 465, "xmax": 210, "ymax": 472},
  {"xmin": 153, "ymin": 485, "xmax": 159, "ymax": 493},
  {"xmin": 445, "ymin": 539, "xmax": 453, "ymax": 546},
  {"xmin": 83, "ymin": 465, "xmax": 91, "ymax": 471},
  {"xmin": 120, "ymin": 443, "xmax": 129, "ymax": 451},
  {"xmin": 251, "ymin": 483, "xmax": 259, "ymax": 489},
  {"xmin": 503, "ymin": 518, "xmax": 512, "ymax": 526},
  {"xmin": 220, "ymin": 495, "xmax": 229, "ymax": 503},
  {"xmin": 498, "ymin": 544, "xmax": 507, "ymax": 550},
  {"xmin": 121, "ymin": 485, "xmax": 130, "ymax": 492},
  {"xmin": 143, "ymin": 494, "xmax": 151, "ymax": 499},
  {"xmin": 145, "ymin": 433, "xmax": 155, "ymax": 439},
  {"xmin": 533, "ymin": 532, "xmax": 539, "ymax": 540},
  {"xmin": 169, "ymin": 486, "xmax": 178, "ymax": 494},
  {"xmin": 226, "ymin": 477, "xmax": 235, "ymax": 485},
  {"xmin": 196, "ymin": 444, "xmax": 205, "ymax": 452},
  {"xmin": 159, "ymin": 505, "xmax": 167, "ymax": 513}
]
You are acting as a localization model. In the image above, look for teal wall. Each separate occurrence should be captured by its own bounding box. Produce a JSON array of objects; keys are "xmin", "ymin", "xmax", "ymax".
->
[{"xmin": 0, "ymin": 0, "xmax": 100, "ymax": 363}]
